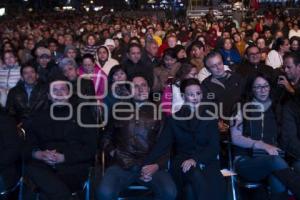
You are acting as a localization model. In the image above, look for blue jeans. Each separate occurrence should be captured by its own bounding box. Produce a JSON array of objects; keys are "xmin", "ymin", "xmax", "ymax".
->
[
  {"xmin": 235, "ymin": 155, "xmax": 289, "ymax": 193},
  {"xmin": 96, "ymin": 165, "xmax": 177, "ymax": 200},
  {"xmin": 293, "ymin": 160, "xmax": 300, "ymax": 174}
]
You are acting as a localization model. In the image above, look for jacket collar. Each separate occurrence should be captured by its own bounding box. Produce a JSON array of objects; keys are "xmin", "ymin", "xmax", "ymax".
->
[{"xmin": 210, "ymin": 72, "xmax": 232, "ymax": 89}]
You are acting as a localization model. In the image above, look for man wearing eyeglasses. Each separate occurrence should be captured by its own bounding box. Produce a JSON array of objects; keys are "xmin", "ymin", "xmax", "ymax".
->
[{"xmin": 235, "ymin": 45, "xmax": 275, "ymax": 83}]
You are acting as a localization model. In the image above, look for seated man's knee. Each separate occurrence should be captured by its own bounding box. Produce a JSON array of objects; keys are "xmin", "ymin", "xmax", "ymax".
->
[
  {"xmin": 268, "ymin": 156, "xmax": 288, "ymax": 170},
  {"xmin": 96, "ymin": 183, "xmax": 116, "ymax": 200},
  {"xmin": 160, "ymin": 182, "xmax": 177, "ymax": 200}
]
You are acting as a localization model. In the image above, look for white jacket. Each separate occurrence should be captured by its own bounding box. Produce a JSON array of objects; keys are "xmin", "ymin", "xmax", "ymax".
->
[
  {"xmin": 266, "ymin": 50, "xmax": 282, "ymax": 69},
  {"xmin": 95, "ymin": 45, "xmax": 119, "ymax": 76}
]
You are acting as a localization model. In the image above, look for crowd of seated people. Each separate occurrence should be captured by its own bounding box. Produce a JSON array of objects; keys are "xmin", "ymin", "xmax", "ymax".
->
[{"xmin": 1, "ymin": 7, "xmax": 300, "ymax": 200}]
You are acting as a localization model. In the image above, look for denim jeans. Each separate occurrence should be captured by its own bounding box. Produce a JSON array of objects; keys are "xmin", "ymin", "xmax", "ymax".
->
[
  {"xmin": 235, "ymin": 155, "xmax": 289, "ymax": 193},
  {"xmin": 96, "ymin": 165, "xmax": 177, "ymax": 200},
  {"xmin": 293, "ymin": 160, "xmax": 300, "ymax": 174}
]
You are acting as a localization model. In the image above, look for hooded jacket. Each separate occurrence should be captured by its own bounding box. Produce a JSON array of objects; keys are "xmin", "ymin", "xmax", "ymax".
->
[{"xmin": 95, "ymin": 45, "xmax": 119, "ymax": 76}]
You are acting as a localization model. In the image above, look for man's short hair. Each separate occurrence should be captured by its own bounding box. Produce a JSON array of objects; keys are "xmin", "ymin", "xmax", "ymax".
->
[
  {"xmin": 180, "ymin": 78, "xmax": 201, "ymax": 94},
  {"xmin": 130, "ymin": 73, "xmax": 149, "ymax": 86},
  {"xmin": 48, "ymin": 76, "xmax": 70, "ymax": 93},
  {"xmin": 203, "ymin": 51, "xmax": 223, "ymax": 68},
  {"xmin": 20, "ymin": 61, "xmax": 38, "ymax": 75},
  {"xmin": 82, "ymin": 53, "xmax": 95, "ymax": 63},
  {"xmin": 283, "ymin": 52, "xmax": 300, "ymax": 66},
  {"xmin": 59, "ymin": 58, "xmax": 78, "ymax": 70},
  {"xmin": 127, "ymin": 43, "xmax": 142, "ymax": 53},
  {"xmin": 245, "ymin": 44, "xmax": 259, "ymax": 56}
]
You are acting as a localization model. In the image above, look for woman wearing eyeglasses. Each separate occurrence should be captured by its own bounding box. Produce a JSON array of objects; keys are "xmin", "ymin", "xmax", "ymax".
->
[{"xmin": 230, "ymin": 73, "xmax": 291, "ymax": 200}]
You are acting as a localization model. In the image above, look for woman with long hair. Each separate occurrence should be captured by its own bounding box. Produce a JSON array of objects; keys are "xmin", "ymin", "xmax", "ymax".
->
[
  {"xmin": 152, "ymin": 48, "xmax": 180, "ymax": 93},
  {"xmin": 266, "ymin": 37, "xmax": 290, "ymax": 69},
  {"xmin": 104, "ymin": 65, "xmax": 131, "ymax": 117},
  {"xmin": 230, "ymin": 73, "xmax": 291, "ymax": 200},
  {"xmin": 187, "ymin": 41, "xmax": 206, "ymax": 73},
  {"xmin": 289, "ymin": 36, "xmax": 300, "ymax": 53}
]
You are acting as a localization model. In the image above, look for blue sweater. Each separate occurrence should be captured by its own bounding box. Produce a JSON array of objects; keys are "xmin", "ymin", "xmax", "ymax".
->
[{"xmin": 220, "ymin": 49, "xmax": 241, "ymax": 66}]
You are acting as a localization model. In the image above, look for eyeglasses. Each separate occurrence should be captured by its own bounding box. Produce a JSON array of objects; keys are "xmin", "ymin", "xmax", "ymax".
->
[
  {"xmin": 39, "ymin": 56, "xmax": 51, "ymax": 59},
  {"xmin": 253, "ymin": 84, "xmax": 270, "ymax": 91},
  {"xmin": 248, "ymin": 52, "xmax": 260, "ymax": 56}
]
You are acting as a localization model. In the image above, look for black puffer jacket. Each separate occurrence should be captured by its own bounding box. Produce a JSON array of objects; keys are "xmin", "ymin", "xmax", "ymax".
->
[
  {"xmin": 122, "ymin": 59, "xmax": 154, "ymax": 88},
  {"xmin": 24, "ymin": 106, "xmax": 98, "ymax": 172},
  {"xmin": 6, "ymin": 81, "xmax": 48, "ymax": 124}
]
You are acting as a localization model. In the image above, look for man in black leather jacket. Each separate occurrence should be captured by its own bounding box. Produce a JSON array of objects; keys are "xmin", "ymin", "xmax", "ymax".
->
[{"xmin": 96, "ymin": 74, "xmax": 176, "ymax": 200}]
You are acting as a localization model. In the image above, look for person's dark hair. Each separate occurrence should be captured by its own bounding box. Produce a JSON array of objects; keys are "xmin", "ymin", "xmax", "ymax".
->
[
  {"xmin": 101, "ymin": 29, "xmax": 109, "ymax": 34},
  {"xmin": 127, "ymin": 43, "xmax": 142, "ymax": 53},
  {"xmin": 283, "ymin": 52, "xmax": 300, "ymax": 66},
  {"xmin": 180, "ymin": 78, "xmax": 201, "ymax": 93},
  {"xmin": 263, "ymin": 27, "xmax": 271, "ymax": 33},
  {"xmin": 256, "ymin": 37, "xmax": 266, "ymax": 44},
  {"xmin": 129, "ymin": 37, "xmax": 141, "ymax": 44},
  {"xmin": 107, "ymin": 65, "xmax": 127, "ymax": 86},
  {"xmin": 186, "ymin": 41, "xmax": 205, "ymax": 57},
  {"xmin": 47, "ymin": 38, "xmax": 59, "ymax": 46},
  {"xmin": 1, "ymin": 41, "xmax": 16, "ymax": 52},
  {"xmin": 203, "ymin": 50, "xmax": 223, "ymax": 68},
  {"xmin": 272, "ymin": 37, "xmax": 286, "ymax": 51},
  {"xmin": 175, "ymin": 64, "xmax": 197, "ymax": 82},
  {"xmin": 232, "ymin": 32, "xmax": 242, "ymax": 42},
  {"xmin": 191, "ymin": 41, "xmax": 205, "ymax": 50},
  {"xmin": 221, "ymin": 31, "xmax": 231, "ymax": 37},
  {"xmin": 290, "ymin": 36, "xmax": 300, "ymax": 51},
  {"xmin": 97, "ymin": 46, "xmax": 109, "ymax": 56},
  {"xmin": 243, "ymin": 72, "xmax": 273, "ymax": 103},
  {"xmin": 221, "ymin": 38, "xmax": 234, "ymax": 49},
  {"xmin": 48, "ymin": 76, "xmax": 70, "ymax": 93},
  {"xmin": 20, "ymin": 60, "xmax": 38, "ymax": 75},
  {"xmin": 82, "ymin": 53, "xmax": 95, "ymax": 63},
  {"xmin": 174, "ymin": 45, "xmax": 185, "ymax": 57},
  {"xmin": 86, "ymin": 33, "xmax": 96, "ymax": 44},
  {"xmin": 1, "ymin": 50, "xmax": 17, "ymax": 62},
  {"xmin": 129, "ymin": 72, "xmax": 150, "ymax": 87},
  {"xmin": 162, "ymin": 48, "xmax": 177, "ymax": 60},
  {"xmin": 245, "ymin": 44, "xmax": 259, "ymax": 56},
  {"xmin": 113, "ymin": 37, "xmax": 121, "ymax": 43}
]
